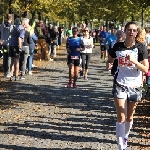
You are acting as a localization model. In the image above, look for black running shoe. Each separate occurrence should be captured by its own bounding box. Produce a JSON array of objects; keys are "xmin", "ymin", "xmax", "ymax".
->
[{"xmin": 80, "ymin": 70, "xmax": 83, "ymax": 77}]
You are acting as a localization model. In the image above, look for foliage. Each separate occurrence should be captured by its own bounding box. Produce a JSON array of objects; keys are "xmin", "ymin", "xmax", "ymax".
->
[{"xmin": 0, "ymin": 0, "xmax": 150, "ymax": 25}]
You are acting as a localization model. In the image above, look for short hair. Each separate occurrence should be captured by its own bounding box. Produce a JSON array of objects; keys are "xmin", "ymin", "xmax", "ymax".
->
[
  {"xmin": 124, "ymin": 21, "xmax": 137, "ymax": 31},
  {"xmin": 72, "ymin": 27, "xmax": 78, "ymax": 31},
  {"xmin": 116, "ymin": 30, "xmax": 123, "ymax": 34},
  {"xmin": 111, "ymin": 26, "xmax": 115, "ymax": 29},
  {"xmin": 22, "ymin": 18, "xmax": 30, "ymax": 24},
  {"xmin": 14, "ymin": 18, "xmax": 20, "ymax": 25}
]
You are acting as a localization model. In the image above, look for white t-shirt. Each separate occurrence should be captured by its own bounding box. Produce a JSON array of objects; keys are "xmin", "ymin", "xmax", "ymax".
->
[
  {"xmin": 110, "ymin": 42, "xmax": 148, "ymax": 87},
  {"xmin": 81, "ymin": 36, "xmax": 93, "ymax": 53}
]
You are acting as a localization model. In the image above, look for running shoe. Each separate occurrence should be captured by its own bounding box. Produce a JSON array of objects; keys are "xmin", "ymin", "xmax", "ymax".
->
[
  {"xmin": 15, "ymin": 76, "xmax": 20, "ymax": 81},
  {"xmin": 80, "ymin": 70, "xmax": 83, "ymax": 77},
  {"xmin": 20, "ymin": 75, "xmax": 26, "ymax": 80},
  {"xmin": 123, "ymin": 138, "xmax": 127, "ymax": 149},
  {"xmin": 73, "ymin": 83, "xmax": 77, "ymax": 88},
  {"xmin": 10, "ymin": 76, "xmax": 15, "ymax": 81},
  {"xmin": 29, "ymin": 71, "xmax": 32, "ymax": 75},
  {"xmin": 67, "ymin": 80, "xmax": 72, "ymax": 88}
]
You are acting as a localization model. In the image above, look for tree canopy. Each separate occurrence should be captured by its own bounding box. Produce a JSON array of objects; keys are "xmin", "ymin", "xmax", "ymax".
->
[{"xmin": 0, "ymin": 0, "xmax": 150, "ymax": 25}]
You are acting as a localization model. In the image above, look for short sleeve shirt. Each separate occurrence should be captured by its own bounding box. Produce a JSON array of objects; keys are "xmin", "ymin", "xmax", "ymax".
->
[
  {"xmin": 99, "ymin": 31, "xmax": 109, "ymax": 45},
  {"xmin": 109, "ymin": 42, "xmax": 148, "ymax": 87}
]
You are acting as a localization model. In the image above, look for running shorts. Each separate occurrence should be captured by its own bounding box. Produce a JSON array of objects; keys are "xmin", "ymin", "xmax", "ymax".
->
[
  {"xmin": 100, "ymin": 45, "xmax": 106, "ymax": 51},
  {"xmin": 67, "ymin": 55, "xmax": 80, "ymax": 66},
  {"xmin": 112, "ymin": 83, "xmax": 142, "ymax": 102}
]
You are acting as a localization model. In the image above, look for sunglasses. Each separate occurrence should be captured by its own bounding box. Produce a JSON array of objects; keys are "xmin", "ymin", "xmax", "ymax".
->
[
  {"xmin": 73, "ymin": 30, "xmax": 77, "ymax": 32},
  {"xmin": 84, "ymin": 30, "xmax": 88, "ymax": 32}
]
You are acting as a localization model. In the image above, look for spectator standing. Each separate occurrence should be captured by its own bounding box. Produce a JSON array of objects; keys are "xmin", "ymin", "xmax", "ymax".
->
[
  {"xmin": 0, "ymin": 14, "xmax": 13, "ymax": 77},
  {"xmin": 27, "ymin": 23, "xmax": 38, "ymax": 75},
  {"xmin": 58, "ymin": 27, "xmax": 62, "ymax": 47},
  {"xmin": 47, "ymin": 26, "xmax": 57, "ymax": 58},
  {"xmin": 9, "ymin": 18, "xmax": 21, "ymax": 81},
  {"xmin": 19, "ymin": 18, "xmax": 31, "ymax": 79}
]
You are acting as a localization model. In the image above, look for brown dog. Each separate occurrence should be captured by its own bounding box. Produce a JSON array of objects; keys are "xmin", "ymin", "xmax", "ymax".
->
[{"xmin": 37, "ymin": 38, "xmax": 50, "ymax": 60}]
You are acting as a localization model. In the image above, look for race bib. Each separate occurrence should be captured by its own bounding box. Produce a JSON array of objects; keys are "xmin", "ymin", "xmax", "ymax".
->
[
  {"xmin": 118, "ymin": 56, "xmax": 134, "ymax": 67},
  {"xmin": 85, "ymin": 45, "xmax": 91, "ymax": 49},
  {"xmin": 71, "ymin": 56, "xmax": 79, "ymax": 59}
]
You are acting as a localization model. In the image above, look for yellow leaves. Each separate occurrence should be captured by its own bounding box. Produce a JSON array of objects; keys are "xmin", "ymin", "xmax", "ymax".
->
[{"xmin": 11, "ymin": 2, "xmax": 20, "ymax": 10}]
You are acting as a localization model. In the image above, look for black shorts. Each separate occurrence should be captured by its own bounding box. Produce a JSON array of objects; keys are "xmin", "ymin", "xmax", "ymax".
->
[
  {"xmin": 101, "ymin": 45, "xmax": 106, "ymax": 51},
  {"xmin": 9, "ymin": 46, "xmax": 20, "ymax": 58},
  {"xmin": 67, "ymin": 55, "xmax": 80, "ymax": 66}
]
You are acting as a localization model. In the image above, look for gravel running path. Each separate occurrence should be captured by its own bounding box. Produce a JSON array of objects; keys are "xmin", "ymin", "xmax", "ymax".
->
[{"xmin": 0, "ymin": 45, "xmax": 149, "ymax": 150}]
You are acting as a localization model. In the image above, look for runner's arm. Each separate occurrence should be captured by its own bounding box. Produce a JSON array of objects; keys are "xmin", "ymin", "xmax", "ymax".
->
[
  {"xmin": 90, "ymin": 37, "xmax": 94, "ymax": 48},
  {"xmin": 18, "ymin": 37, "xmax": 23, "ymax": 49},
  {"xmin": 127, "ymin": 56, "xmax": 149, "ymax": 74},
  {"xmin": 106, "ymin": 43, "xmax": 117, "ymax": 70},
  {"xmin": 66, "ymin": 38, "xmax": 69, "ymax": 49},
  {"xmin": 126, "ymin": 44, "xmax": 149, "ymax": 73},
  {"xmin": 66, "ymin": 38, "xmax": 70, "ymax": 54}
]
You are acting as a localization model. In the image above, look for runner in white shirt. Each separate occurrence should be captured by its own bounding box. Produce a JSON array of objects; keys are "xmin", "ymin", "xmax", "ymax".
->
[
  {"xmin": 106, "ymin": 22, "xmax": 149, "ymax": 150},
  {"xmin": 80, "ymin": 27, "xmax": 93, "ymax": 80}
]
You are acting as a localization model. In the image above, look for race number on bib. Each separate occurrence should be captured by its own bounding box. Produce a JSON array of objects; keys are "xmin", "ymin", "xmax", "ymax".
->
[
  {"xmin": 118, "ymin": 56, "xmax": 134, "ymax": 67},
  {"xmin": 71, "ymin": 56, "xmax": 79, "ymax": 59}
]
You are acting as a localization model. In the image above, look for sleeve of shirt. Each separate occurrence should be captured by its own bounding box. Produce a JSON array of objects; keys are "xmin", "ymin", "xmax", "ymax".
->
[
  {"xmin": 109, "ymin": 43, "xmax": 117, "ymax": 58},
  {"xmin": 99, "ymin": 32, "xmax": 102, "ymax": 38},
  {"xmin": 138, "ymin": 43, "xmax": 148, "ymax": 62},
  {"xmin": 19, "ymin": 30, "xmax": 25, "ymax": 39}
]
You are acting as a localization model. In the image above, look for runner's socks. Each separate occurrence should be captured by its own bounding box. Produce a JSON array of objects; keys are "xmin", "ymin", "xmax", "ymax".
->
[
  {"xmin": 125, "ymin": 120, "xmax": 133, "ymax": 139},
  {"xmin": 116, "ymin": 122, "xmax": 125, "ymax": 150}
]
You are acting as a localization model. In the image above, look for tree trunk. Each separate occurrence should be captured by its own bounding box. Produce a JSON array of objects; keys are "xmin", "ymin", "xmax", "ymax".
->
[{"xmin": 141, "ymin": 7, "xmax": 144, "ymax": 27}]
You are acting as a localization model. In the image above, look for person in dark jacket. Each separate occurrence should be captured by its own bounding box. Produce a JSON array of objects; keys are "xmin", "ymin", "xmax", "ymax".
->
[
  {"xmin": 0, "ymin": 14, "xmax": 13, "ymax": 77},
  {"xmin": 47, "ymin": 26, "xmax": 57, "ymax": 57}
]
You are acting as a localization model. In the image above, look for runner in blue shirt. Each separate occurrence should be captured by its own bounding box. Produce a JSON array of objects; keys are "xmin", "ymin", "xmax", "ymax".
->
[
  {"xmin": 99, "ymin": 25, "xmax": 109, "ymax": 61},
  {"xmin": 66, "ymin": 27, "xmax": 83, "ymax": 88},
  {"xmin": 105, "ymin": 27, "xmax": 117, "ymax": 54}
]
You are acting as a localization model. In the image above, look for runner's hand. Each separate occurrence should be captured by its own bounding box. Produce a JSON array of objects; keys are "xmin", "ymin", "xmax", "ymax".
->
[
  {"xmin": 76, "ymin": 48, "xmax": 81, "ymax": 51},
  {"xmin": 126, "ymin": 53, "xmax": 136, "ymax": 64},
  {"xmin": 0, "ymin": 40, "xmax": 4, "ymax": 44},
  {"xmin": 67, "ymin": 48, "xmax": 71, "ymax": 54},
  {"xmin": 106, "ymin": 61, "xmax": 113, "ymax": 70}
]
